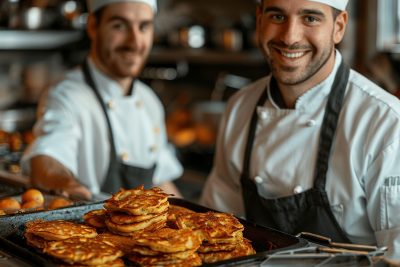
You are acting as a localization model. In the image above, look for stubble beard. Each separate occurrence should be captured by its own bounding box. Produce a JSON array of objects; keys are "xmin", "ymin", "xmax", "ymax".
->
[
  {"xmin": 96, "ymin": 42, "xmax": 146, "ymax": 80},
  {"xmin": 266, "ymin": 41, "xmax": 335, "ymax": 86}
]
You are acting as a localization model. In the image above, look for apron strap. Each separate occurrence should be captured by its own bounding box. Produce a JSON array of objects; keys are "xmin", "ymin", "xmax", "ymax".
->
[
  {"xmin": 81, "ymin": 60, "xmax": 136, "ymax": 185},
  {"xmin": 82, "ymin": 60, "xmax": 156, "ymax": 193},
  {"xmin": 82, "ymin": 60, "xmax": 119, "ymax": 164},
  {"xmin": 241, "ymin": 87, "xmax": 269, "ymax": 181},
  {"xmin": 313, "ymin": 62, "xmax": 350, "ymax": 189}
]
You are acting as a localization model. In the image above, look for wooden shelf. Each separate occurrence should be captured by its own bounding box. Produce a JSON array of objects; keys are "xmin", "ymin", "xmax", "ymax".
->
[{"xmin": 149, "ymin": 47, "xmax": 264, "ymax": 65}]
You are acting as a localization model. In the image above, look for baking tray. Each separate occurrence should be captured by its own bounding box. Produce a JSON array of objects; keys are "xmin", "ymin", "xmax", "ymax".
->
[{"xmin": 0, "ymin": 198, "xmax": 308, "ymax": 267}]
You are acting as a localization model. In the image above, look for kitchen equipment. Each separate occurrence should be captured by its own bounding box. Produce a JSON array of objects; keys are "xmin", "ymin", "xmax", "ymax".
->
[
  {"xmin": 5, "ymin": 0, "xmax": 21, "ymax": 29},
  {"xmin": 213, "ymin": 27, "xmax": 244, "ymax": 52},
  {"xmin": 20, "ymin": 7, "xmax": 53, "ymax": 30},
  {"xmin": 296, "ymin": 232, "xmax": 386, "ymax": 254},
  {"xmin": 260, "ymin": 246, "xmax": 385, "ymax": 266},
  {"xmin": 0, "ymin": 108, "xmax": 35, "ymax": 133},
  {"xmin": 169, "ymin": 25, "xmax": 208, "ymax": 49},
  {"xmin": 59, "ymin": 0, "xmax": 86, "ymax": 30},
  {"xmin": 259, "ymin": 232, "xmax": 389, "ymax": 266},
  {"xmin": 0, "ymin": 198, "xmax": 308, "ymax": 267}
]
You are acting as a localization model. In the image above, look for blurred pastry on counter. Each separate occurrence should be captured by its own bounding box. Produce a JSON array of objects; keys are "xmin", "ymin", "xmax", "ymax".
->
[
  {"xmin": 21, "ymin": 200, "xmax": 43, "ymax": 210},
  {"xmin": 167, "ymin": 112, "xmax": 217, "ymax": 147},
  {"xmin": 0, "ymin": 197, "xmax": 21, "ymax": 212},
  {"xmin": 171, "ymin": 127, "xmax": 197, "ymax": 147},
  {"xmin": 21, "ymin": 188, "xmax": 45, "ymax": 205},
  {"xmin": 0, "ymin": 187, "xmax": 75, "ymax": 214},
  {"xmin": 166, "ymin": 107, "xmax": 192, "ymax": 140},
  {"xmin": 20, "ymin": 188, "xmax": 45, "ymax": 211},
  {"xmin": 0, "ymin": 129, "xmax": 36, "ymax": 175},
  {"xmin": 48, "ymin": 197, "xmax": 73, "ymax": 210},
  {"xmin": 8, "ymin": 132, "xmax": 23, "ymax": 152},
  {"xmin": 0, "ymin": 130, "xmax": 9, "ymax": 144},
  {"xmin": 0, "ymin": 209, "xmax": 5, "ymax": 216},
  {"xmin": 195, "ymin": 123, "xmax": 216, "ymax": 146}
]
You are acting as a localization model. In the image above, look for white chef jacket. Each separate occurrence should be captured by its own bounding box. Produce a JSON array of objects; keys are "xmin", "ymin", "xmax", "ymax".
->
[
  {"xmin": 200, "ymin": 51, "xmax": 400, "ymax": 259},
  {"xmin": 21, "ymin": 59, "xmax": 183, "ymax": 195}
]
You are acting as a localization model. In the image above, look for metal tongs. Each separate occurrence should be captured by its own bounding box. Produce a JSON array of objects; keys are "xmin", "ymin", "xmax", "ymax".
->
[{"xmin": 296, "ymin": 232, "xmax": 388, "ymax": 256}]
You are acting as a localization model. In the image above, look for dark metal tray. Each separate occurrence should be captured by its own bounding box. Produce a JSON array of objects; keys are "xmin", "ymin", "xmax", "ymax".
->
[{"xmin": 0, "ymin": 198, "xmax": 308, "ymax": 267}]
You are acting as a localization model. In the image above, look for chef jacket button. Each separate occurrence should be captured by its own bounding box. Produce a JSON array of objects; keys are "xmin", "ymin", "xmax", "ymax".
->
[
  {"xmin": 149, "ymin": 145, "xmax": 157, "ymax": 152},
  {"xmin": 136, "ymin": 101, "xmax": 143, "ymax": 108},
  {"xmin": 258, "ymin": 111, "xmax": 268, "ymax": 120},
  {"xmin": 120, "ymin": 152, "xmax": 129, "ymax": 161},
  {"xmin": 255, "ymin": 176, "xmax": 264, "ymax": 184},
  {"xmin": 154, "ymin": 127, "xmax": 160, "ymax": 134},
  {"xmin": 293, "ymin": 185, "xmax": 303, "ymax": 194},
  {"xmin": 107, "ymin": 100, "xmax": 115, "ymax": 109},
  {"xmin": 306, "ymin": 120, "xmax": 316, "ymax": 127}
]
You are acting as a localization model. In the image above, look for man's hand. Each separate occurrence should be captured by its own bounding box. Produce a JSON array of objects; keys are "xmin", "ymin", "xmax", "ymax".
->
[
  {"xmin": 54, "ymin": 180, "xmax": 92, "ymax": 201},
  {"xmin": 30, "ymin": 155, "xmax": 92, "ymax": 200}
]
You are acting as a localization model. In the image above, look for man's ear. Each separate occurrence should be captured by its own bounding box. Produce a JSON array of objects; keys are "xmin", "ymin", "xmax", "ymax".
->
[
  {"xmin": 255, "ymin": 3, "xmax": 264, "ymax": 47},
  {"xmin": 86, "ymin": 13, "xmax": 97, "ymax": 41},
  {"xmin": 333, "ymin": 11, "xmax": 348, "ymax": 44}
]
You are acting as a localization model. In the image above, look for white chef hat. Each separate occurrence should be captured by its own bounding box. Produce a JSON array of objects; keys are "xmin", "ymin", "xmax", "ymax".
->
[
  {"xmin": 308, "ymin": 0, "xmax": 348, "ymax": 11},
  {"xmin": 87, "ymin": 0, "xmax": 157, "ymax": 13}
]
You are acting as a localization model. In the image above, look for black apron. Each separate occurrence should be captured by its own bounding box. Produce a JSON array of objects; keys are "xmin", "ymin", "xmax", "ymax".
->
[
  {"xmin": 82, "ymin": 61, "xmax": 156, "ymax": 194},
  {"xmin": 240, "ymin": 61, "xmax": 351, "ymax": 243}
]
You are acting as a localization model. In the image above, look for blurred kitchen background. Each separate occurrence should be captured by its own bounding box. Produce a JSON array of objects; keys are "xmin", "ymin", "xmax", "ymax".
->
[{"xmin": 0, "ymin": 0, "xmax": 399, "ymax": 202}]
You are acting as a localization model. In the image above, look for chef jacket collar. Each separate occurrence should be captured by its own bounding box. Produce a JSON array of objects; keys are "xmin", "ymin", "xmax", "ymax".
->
[
  {"xmin": 295, "ymin": 50, "xmax": 343, "ymax": 109},
  {"xmin": 266, "ymin": 50, "xmax": 344, "ymax": 111},
  {"xmin": 86, "ymin": 58, "xmax": 135, "ymax": 100}
]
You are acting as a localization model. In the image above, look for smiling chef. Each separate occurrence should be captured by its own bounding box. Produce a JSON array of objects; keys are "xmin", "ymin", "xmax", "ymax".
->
[
  {"xmin": 21, "ymin": 0, "xmax": 183, "ymax": 199},
  {"xmin": 200, "ymin": 0, "xmax": 400, "ymax": 259}
]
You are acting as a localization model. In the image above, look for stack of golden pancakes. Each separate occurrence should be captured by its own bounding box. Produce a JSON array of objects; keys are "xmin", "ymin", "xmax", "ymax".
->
[
  {"xmin": 102, "ymin": 186, "xmax": 169, "ymax": 236},
  {"xmin": 24, "ymin": 220, "xmax": 98, "ymax": 251},
  {"xmin": 175, "ymin": 211, "xmax": 256, "ymax": 263},
  {"xmin": 127, "ymin": 228, "xmax": 203, "ymax": 267},
  {"xmin": 23, "ymin": 186, "xmax": 258, "ymax": 266}
]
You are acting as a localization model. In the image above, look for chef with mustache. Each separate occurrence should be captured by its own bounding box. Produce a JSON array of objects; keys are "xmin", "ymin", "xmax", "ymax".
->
[
  {"xmin": 22, "ymin": 0, "xmax": 183, "ymax": 199},
  {"xmin": 201, "ymin": 0, "xmax": 400, "ymax": 259}
]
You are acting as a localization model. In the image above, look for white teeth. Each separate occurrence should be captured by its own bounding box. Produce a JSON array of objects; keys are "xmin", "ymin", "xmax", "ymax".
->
[{"xmin": 281, "ymin": 51, "xmax": 305, "ymax": 58}]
